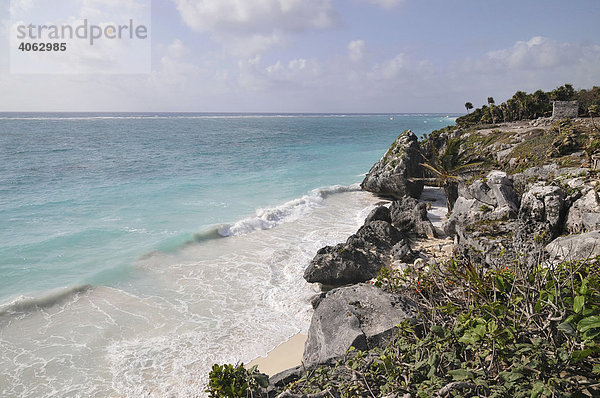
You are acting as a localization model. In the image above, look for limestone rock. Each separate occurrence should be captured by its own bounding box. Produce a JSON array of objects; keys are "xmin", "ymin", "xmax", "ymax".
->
[
  {"xmin": 364, "ymin": 205, "xmax": 392, "ymax": 224},
  {"xmin": 513, "ymin": 183, "xmax": 566, "ymax": 260},
  {"xmin": 303, "ymin": 243, "xmax": 380, "ymax": 286},
  {"xmin": 347, "ymin": 220, "xmax": 404, "ymax": 254},
  {"xmin": 444, "ymin": 171, "xmax": 519, "ymax": 236},
  {"xmin": 390, "ymin": 240, "xmax": 417, "ymax": 262},
  {"xmin": 303, "ymin": 284, "xmax": 415, "ymax": 367},
  {"xmin": 566, "ymin": 189, "xmax": 600, "ymax": 233},
  {"xmin": 518, "ymin": 183, "xmax": 566, "ymax": 238},
  {"xmin": 390, "ymin": 197, "xmax": 437, "ymax": 238},
  {"xmin": 361, "ymin": 130, "xmax": 424, "ymax": 199},
  {"xmin": 304, "ymin": 221, "xmax": 403, "ymax": 286},
  {"xmin": 443, "ymin": 171, "xmax": 519, "ymax": 265},
  {"xmin": 546, "ymin": 230, "xmax": 600, "ymax": 263}
]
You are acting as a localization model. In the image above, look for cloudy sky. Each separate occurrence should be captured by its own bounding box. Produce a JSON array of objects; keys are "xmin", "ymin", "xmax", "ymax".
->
[{"xmin": 1, "ymin": 0, "xmax": 599, "ymax": 112}]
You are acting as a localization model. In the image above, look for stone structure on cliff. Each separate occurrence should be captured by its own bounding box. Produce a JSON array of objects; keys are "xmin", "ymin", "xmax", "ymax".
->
[{"xmin": 552, "ymin": 100, "xmax": 578, "ymax": 119}]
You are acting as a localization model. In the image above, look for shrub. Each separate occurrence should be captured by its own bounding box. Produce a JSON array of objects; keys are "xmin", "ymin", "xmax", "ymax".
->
[
  {"xmin": 207, "ymin": 363, "xmax": 268, "ymax": 398},
  {"xmin": 282, "ymin": 256, "xmax": 600, "ymax": 397}
]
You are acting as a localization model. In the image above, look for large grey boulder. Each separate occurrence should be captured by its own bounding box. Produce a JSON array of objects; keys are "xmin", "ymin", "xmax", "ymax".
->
[
  {"xmin": 390, "ymin": 197, "xmax": 437, "ymax": 238},
  {"xmin": 519, "ymin": 183, "xmax": 565, "ymax": 236},
  {"xmin": 347, "ymin": 220, "xmax": 404, "ymax": 253},
  {"xmin": 443, "ymin": 171, "xmax": 519, "ymax": 265},
  {"xmin": 513, "ymin": 183, "xmax": 566, "ymax": 261},
  {"xmin": 364, "ymin": 205, "xmax": 392, "ymax": 224},
  {"xmin": 304, "ymin": 221, "xmax": 404, "ymax": 286},
  {"xmin": 546, "ymin": 230, "xmax": 600, "ymax": 263},
  {"xmin": 566, "ymin": 189, "xmax": 600, "ymax": 233},
  {"xmin": 361, "ymin": 130, "xmax": 424, "ymax": 199},
  {"xmin": 303, "ymin": 244, "xmax": 380, "ymax": 286},
  {"xmin": 303, "ymin": 284, "xmax": 415, "ymax": 368},
  {"xmin": 446, "ymin": 171, "xmax": 519, "ymax": 231}
]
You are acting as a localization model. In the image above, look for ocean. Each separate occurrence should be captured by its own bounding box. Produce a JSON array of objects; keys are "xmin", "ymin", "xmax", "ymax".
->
[{"xmin": 0, "ymin": 113, "xmax": 456, "ymax": 397}]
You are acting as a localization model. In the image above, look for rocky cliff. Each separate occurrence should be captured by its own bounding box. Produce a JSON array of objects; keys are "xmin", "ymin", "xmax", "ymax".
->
[
  {"xmin": 265, "ymin": 117, "xmax": 600, "ymax": 398},
  {"xmin": 209, "ymin": 117, "xmax": 600, "ymax": 398},
  {"xmin": 360, "ymin": 130, "xmax": 425, "ymax": 199}
]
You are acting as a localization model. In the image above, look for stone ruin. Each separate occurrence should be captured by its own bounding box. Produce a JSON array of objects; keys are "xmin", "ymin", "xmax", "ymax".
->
[{"xmin": 552, "ymin": 100, "xmax": 579, "ymax": 119}]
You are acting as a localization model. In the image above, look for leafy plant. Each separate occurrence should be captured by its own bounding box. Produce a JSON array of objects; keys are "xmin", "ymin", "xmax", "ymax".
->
[
  {"xmin": 207, "ymin": 363, "xmax": 268, "ymax": 398},
  {"xmin": 418, "ymin": 138, "xmax": 482, "ymax": 212}
]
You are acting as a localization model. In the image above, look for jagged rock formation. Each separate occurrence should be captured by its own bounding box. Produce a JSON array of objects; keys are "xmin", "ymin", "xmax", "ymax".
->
[
  {"xmin": 390, "ymin": 197, "xmax": 437, "ymax": 238},
  {"xmin": 361, "ymin": 130, "xmax": 424, "ymax": 199},
  {"xmin": 546, "ymin": 230, "xmax": 600, "ymax": 263},
  {"xmin": 303, "ymin": 220, "xmax": 404, "ymax": 286},
  {"xmin": 302, "ymin": 283, "xmax": 415, "ymax": 368},
  {"xmin": 363, "ymin": 205, "xmax": 392, "ymax": 224},
  {"xmin": 516, "ymin": 183, "xmax": 566, "ymax": 243},
  {"xmin": 566, "ymin": 188, "xmax": 600, "ymax": 233},
  {"xmin": 304, "ymin": 197, "xmax": 434, "ymax": 286},
  {"xmin": 442, "ymin": 171, "xmax": 519, "ymax": 264}
]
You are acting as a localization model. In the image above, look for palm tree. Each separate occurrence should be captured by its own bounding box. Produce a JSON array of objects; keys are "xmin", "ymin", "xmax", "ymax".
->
[
  {"xmin": 465, "ymin": 102, "xmax": 473, "ymax": 114},
  {"xmin": 487, "ymin": 97, "xmax": 496, "ymax": 123},
  {"xmin": 418, "ymin": 139, "xmax": 482, "ymax": 212}
]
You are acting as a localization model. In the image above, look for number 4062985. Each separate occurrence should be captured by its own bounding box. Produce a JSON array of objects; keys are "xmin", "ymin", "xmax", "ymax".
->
[{"xmin": 18, "ymin": 42, "xmax": 67, "ymax": 51}]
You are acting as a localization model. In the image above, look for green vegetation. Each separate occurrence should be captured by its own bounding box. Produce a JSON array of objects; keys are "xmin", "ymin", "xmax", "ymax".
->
[
  {"xmin": 283, "ymin": 256, "xmax": 600, "ymax": 397},
  {"xmin": 456, "ymin": 85, "xmax": 600, "ymax": 128},
  {"xmin": 465, "ymin": 102, "xmax": 474, "ymax": 114},
  {"xmin": 419, "ymin": 138, "xmax": 482, "ymax": 211},
  {"xmin": 206, "ymin": 363, "xmax": 268, "ymax": 398}
]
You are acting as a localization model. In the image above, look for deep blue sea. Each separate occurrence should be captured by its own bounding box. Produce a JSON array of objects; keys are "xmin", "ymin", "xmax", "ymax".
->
[{"xmin": 0, "ymin": 113, "xmax": 456, "ymax": 396}]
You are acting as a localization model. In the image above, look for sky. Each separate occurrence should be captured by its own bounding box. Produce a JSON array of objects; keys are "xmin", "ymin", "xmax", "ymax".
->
[{"xmin": 0, "ymin": 0, "xmax": 599, "ymax": 112}]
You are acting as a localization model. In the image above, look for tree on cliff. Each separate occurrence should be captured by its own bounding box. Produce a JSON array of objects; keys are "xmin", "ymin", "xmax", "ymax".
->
[
  {"xmin": 487, "ymin": 97, "xmax": 496, "ymax": 123},
  {"xmin": 419, "ymin": 139, "xmax": 481, "ymax": 212},
  {"xmin": 464, "ymin": 102, "xmax": 473, "ymax": 114}
]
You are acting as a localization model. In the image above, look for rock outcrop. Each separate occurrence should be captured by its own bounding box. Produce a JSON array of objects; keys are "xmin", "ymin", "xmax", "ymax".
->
[
  {"xmin": 546, "ymin": 230, "xmax": 600, "ymax": 263},
  {"xmin": 361, "ymin": 130, "xmax": 424, "ymax": 199},
  {"xmin": 303, "ymin": 220, "xmax": 404, "ymax": 286},
  {"xmin": 363, "ymin": 205, "xmax": 392, "ymax": 224},
  {"xmin": 443, "ymin": 171, "xmax": 519, "ymax": 264},
  {"xmin": 390, "ymin": 197, "xmax": 437, "ymax": 238},
  {"xmin": 566, "ymin": 189, "xmax": 600, "ymax": 233},
  {"xmin": 515, "ymin": 183, "xmax": 566, "ymax": 246},
  {"xmin": 303, "ymin": 283, "xmax": 415, "ymax": 368}
]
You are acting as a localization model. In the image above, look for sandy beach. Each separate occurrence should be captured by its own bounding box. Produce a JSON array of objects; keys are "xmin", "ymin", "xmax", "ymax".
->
[{"xmin": 247, "ymin": 334, "xmax": 307, "ymax": 376}]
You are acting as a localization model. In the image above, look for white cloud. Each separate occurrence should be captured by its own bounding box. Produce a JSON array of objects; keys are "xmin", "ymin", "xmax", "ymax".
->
[
  {"xmin": 172, "ymin": 0, "xmax": 335, "ymax": 33},
  {"xmin": 166, "ymin": 39, "xmax": 188, "ymax": 59},
  {"xmin": 466, "ymin": 36, "xmax": 600, "ymax": 72},
  {"xmin": 447, "ymin": 37, "xmax": 600, "ymax": 109},
  {"xmin": 221, "ymin": 32, "xmax": 285, "ymax": 57},
  {"xmin": 358, "ymin": 0, "xmax": 404, "ymax": 9},
  {"xmin": 172, "ymin": 0, "xmax": 336, "ymax": 55},
  {"xmin": 348, "ymin": 40, "xmax": 365, "ymax": 62},
  {"xmin": 9, "ymin": 0, "xmax": 33, "ymax": 15}
]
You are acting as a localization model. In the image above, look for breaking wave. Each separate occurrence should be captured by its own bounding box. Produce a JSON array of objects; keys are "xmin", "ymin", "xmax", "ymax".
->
[{"xmin": 218, "ymin": 184, "xmax": 361, "ymax": 237}]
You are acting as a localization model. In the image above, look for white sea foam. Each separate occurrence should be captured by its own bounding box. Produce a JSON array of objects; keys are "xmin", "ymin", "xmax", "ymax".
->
[
  {"xmin": 218, "ymin": 184, "xmax": 361, "ymax": 236},
  {"xmin": 0, "ymin": 189, "xmax": 379, "ymax": 397}
]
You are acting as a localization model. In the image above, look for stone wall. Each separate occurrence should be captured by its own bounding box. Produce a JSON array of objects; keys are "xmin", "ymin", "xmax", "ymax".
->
[{"xmin": 552, "ymin": 101, "xmax": 579, "ymax": 119}]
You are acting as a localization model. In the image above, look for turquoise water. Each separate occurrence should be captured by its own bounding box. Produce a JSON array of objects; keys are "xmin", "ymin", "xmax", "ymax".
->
[
  {"xmin": 0, "ymin": 113, "xmax": 456, "ymax": 396},
  {"xmin": 0, "ymin": 113, "xmax": 455, "ymax": 301}
]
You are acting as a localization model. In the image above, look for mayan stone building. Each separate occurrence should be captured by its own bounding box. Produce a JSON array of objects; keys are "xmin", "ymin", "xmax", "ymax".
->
[{"xmin": 552, "ymin": 101, "xmax": 579, "ymax": 119}]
